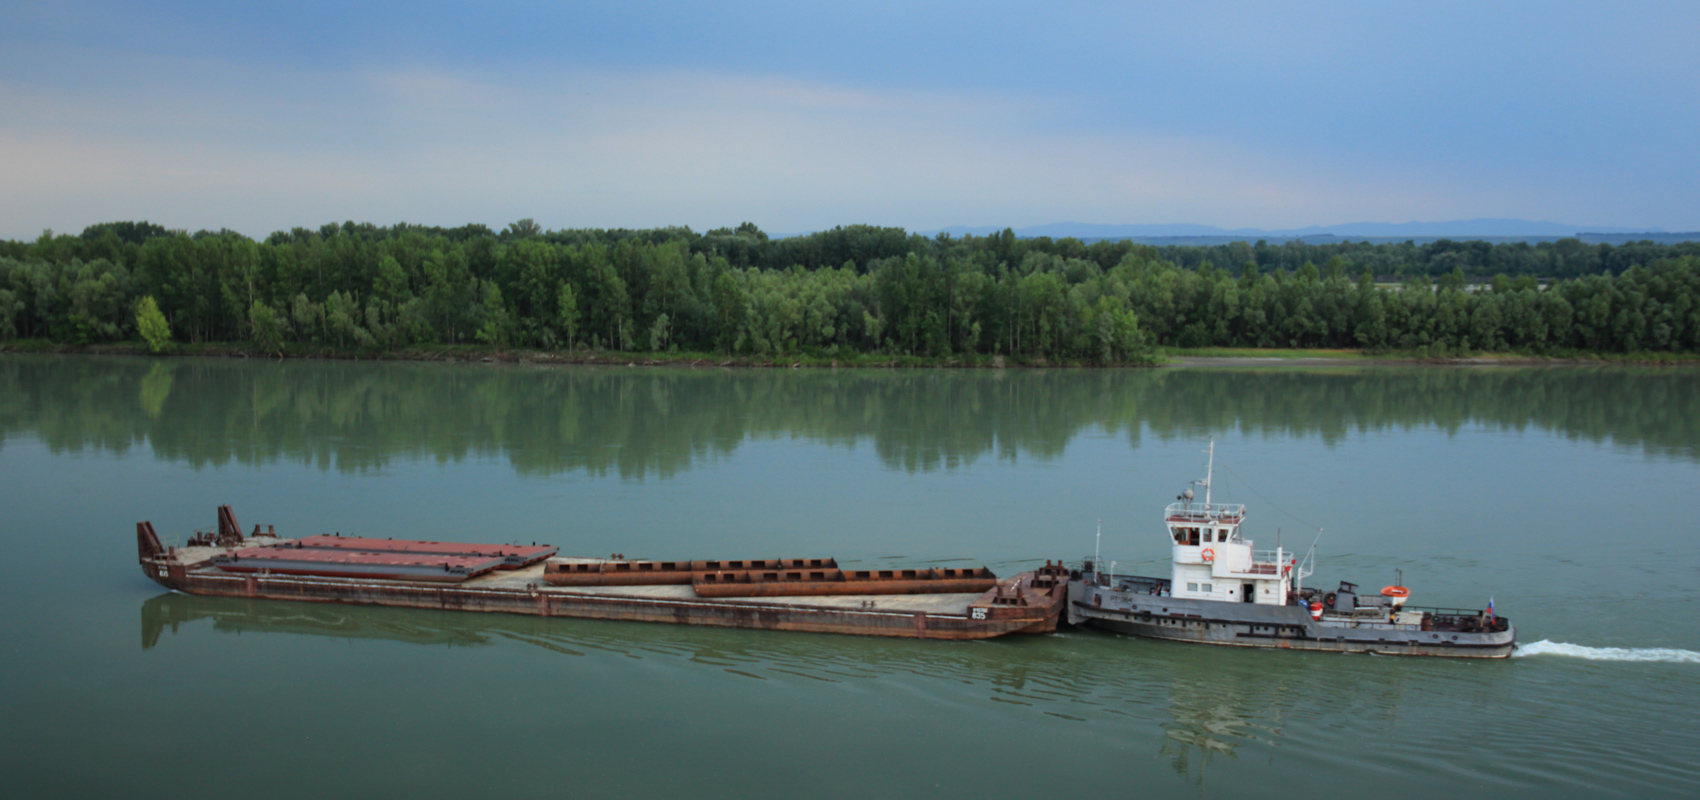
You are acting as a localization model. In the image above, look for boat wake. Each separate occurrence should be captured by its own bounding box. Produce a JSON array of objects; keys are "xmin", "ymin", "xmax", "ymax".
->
[{"xmin": 1513, "ymin": 639, "xmax": 1700, "ymax": 663}]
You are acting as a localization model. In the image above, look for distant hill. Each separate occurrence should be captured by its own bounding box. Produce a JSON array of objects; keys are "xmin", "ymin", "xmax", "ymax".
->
[{"xmin": 927, "ymin": 219, "xmax": 1665, "ymax": 241}]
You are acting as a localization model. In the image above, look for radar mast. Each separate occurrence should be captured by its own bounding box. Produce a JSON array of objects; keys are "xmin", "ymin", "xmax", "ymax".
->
[{"xmin": 1203, "ymin": 438, "xmax": 1215, "ymax": 508}]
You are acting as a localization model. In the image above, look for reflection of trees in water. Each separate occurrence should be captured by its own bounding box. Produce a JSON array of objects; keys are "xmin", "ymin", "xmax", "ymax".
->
[
  {"xmin": 4, "ymin": 356, "xmax": 1697, "ymax": 475},
  {"xmin": 140, "ymin": 591, "xmax": 1094, "ymax": 680}
]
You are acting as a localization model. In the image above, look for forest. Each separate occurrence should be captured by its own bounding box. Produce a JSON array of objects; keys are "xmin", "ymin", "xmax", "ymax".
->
[{"xmin": 1, "ymin": 220, "xmax": 1698, "ymax": 361}]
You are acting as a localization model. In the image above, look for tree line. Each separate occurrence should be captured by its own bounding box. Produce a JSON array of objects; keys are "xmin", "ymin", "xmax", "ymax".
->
[{"xmin": 1, "ymin": 220, "xmax": 1697, "ymax": 358}]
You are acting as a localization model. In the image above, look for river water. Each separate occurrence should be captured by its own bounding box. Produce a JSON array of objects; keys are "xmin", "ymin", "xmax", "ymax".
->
[{"xmin": 1, "ymin": 355, "xmax": 1697, "ymax": 798}]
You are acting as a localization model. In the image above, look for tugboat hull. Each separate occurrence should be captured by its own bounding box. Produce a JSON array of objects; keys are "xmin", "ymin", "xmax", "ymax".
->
[{"xmin": 1068, "ymin": 580, "xmax": 1516, "ymax": 658}]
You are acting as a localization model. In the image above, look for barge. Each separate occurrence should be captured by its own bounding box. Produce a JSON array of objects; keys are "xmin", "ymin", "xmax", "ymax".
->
[
  {"xmin": 137, "ymin": 507, "xmax": 1067, "ymax": 640},
  {"xmin": 1066, "ymin": 442, "xmax": 1516, "ymax": 657}
]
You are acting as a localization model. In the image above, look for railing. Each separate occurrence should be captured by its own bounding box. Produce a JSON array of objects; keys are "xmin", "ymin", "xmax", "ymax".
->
[
  {"xmin": 1109, "ymin": 575, "xmax": 1170, "ymax": 594},
  {"xmin": 1242, "ymin": 550, "xmax": 1293, "ymax": 575},
  {"xmin": 1165, "ymin": 501, "xmax": 1246, "ymax": 522},
  {"xmin": 1321, "ymin": 604, "xmax": 1510, "ymax": 634},
  {"xmin": 1417, "ymin": 606, "xmax": 1513, "ymax": 634},
  {"xmin": 1406, "ymin": 605, "xmax": 1499, "ymax": 619}
]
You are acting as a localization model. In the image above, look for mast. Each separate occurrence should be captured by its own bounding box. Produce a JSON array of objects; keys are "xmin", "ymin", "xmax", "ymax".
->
[
  {"xmin": 1204, "ymin": 438, "xmax": 1215, "ymax": 508},
  {"xmin": 1095, "ymin": 519, "xmax": 1102, "ymax": 568}
]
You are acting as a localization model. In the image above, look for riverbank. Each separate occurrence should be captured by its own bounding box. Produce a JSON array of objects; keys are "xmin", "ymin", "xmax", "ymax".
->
[
  {"xmin": 0, "ymin": 339, "xmax": 1121, "ymax": 368},
  {"xmin": 1161, "ymin": 347, "xmax": 1700, "ymax": 367},
  {"xmin": 3, "ymin": 339, "xmax": 1698, "ymax": 367}
]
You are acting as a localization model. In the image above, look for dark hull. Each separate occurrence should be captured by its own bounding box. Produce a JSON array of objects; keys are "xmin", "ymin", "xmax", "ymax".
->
[
  {"xmin": 1080, "ymin": 607, "xmax": 1516, "ymax": 658},
  {"xmin": 1068, "ymin": 578, "xmax": 1515, "ymax": 658}
]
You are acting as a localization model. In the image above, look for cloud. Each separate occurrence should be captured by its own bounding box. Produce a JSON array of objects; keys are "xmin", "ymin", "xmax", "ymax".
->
[{"xmin": 0, "ymin": 47, "xmax": 1620, "ymax": 238}]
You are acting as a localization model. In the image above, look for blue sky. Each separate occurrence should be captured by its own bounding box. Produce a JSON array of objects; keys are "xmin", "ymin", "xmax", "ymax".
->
[{"xmin": 2, "ymin": 1, "xmax": 1696, "ymax": 238}]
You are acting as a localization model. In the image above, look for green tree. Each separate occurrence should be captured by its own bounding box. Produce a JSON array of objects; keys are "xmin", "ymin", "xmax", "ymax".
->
[
  {"xmin": 135, "ymin": 295, "xmax": 172, "ymax": 352},
  {"xmin": 291, "ymin": 292, "xmax": 323, "ymax": 343},
  {"xmin": 557, "ymin": 281, "xmax": 580, "ymax": 350},
  {"xmin": 324, "ymin": 291, "xmax": 364, "ymax": 346},
  {"xmin": 374, "ymin": 255, "xmax": 410, "ymax": 306},
  {"xmin": 0, "ymin": 287, "xmax": 22, "ymax": 339},
  {"xmin": 67, "ymin": 259, "xmax": 132, "ymax": 342},
  {"xmin": 475, "ymin": 281, "xmax": 511, "ymax": 347},
  {"xmin": 505, "ymin": 218, "xmax": 542, "ymax": 239},
  {"xmin": 711, "ymin": 271, "xmax": 748, "ymax": 353},
  {"xmin": 422, "ymin": 249, "xmax": 475, "ymax": 344},
  {"xmin": 648, "ymin": 312, "xmax": 671, "ymax": 351},
  {"xmin": 249, "ymin": 300, "xmax": 288, "ymax": 354}
]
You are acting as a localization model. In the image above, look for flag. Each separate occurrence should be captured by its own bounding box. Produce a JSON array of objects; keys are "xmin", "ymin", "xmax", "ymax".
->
[{"xmin": 1486, "ymin": 596, "xmax": 1495, "ymax": 623}]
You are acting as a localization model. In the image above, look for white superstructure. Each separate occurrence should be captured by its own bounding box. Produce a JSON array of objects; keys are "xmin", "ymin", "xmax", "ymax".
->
[{"xmin": 1164, "ymin": 440, "xmax": 1295, "ymax": 605}]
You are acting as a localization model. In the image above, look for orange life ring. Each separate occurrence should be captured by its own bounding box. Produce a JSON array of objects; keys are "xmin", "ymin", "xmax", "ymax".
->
[
  {"xmin": 1381, "ymin": 586, "xmax": 1409, "ymax": 598},
  {"xmin": 1200, "ymin": 548, "xmax": 1216, "ymax": 562}
]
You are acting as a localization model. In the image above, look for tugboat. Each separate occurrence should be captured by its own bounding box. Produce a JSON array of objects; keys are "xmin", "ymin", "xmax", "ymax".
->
[{"xmin": 1066, "ymin": 442, "xmax": 1516, "ymax": 657}]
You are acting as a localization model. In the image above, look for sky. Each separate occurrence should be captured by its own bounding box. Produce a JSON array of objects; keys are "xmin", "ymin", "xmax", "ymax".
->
[{"xmin": 2, "ymin": 1, "xmax": 1696, "ymax": 239}]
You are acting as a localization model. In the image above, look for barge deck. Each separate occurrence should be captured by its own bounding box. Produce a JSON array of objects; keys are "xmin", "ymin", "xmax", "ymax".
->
[{"xmin": 137, "ymin": 513, "xmax": 1066, "ymax": 641}]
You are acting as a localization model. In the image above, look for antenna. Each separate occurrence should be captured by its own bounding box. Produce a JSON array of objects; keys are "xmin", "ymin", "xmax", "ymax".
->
[
  {"xmin": 1204, "ymin": 438, "xmax": 1215, "ymax": 508},
  {"xmin": 1095, "ymin": 519, "xmax": 1102, "ymax": 568}
]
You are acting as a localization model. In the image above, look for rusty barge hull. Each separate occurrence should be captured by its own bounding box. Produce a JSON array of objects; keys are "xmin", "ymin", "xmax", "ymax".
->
[
  {"xmin": 136, "ymin": 514, "xmax": 1067, "ymax": 640},
  {"xmin": 147, "ymin": 567, "xmax": 1051, "ymax": 639}
]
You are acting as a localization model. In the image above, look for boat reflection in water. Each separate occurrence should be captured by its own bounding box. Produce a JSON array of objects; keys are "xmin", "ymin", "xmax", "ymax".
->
[
  {"xmin": 141, "ymin": 590, "xmax": 1432, "ymax": 789},
  {"xmin": 142, "ymin": 592, "xmax": 497, "ymax": 650}
]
